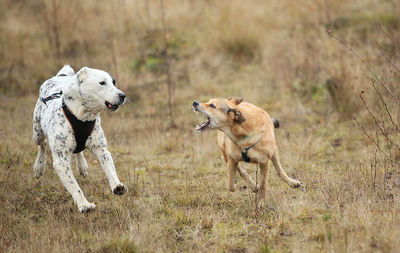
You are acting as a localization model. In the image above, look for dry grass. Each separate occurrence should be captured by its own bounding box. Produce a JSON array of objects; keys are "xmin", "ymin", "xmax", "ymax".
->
[{"xmin": 1, "ymin": 0, "xmax": 400, "ymax": 252}]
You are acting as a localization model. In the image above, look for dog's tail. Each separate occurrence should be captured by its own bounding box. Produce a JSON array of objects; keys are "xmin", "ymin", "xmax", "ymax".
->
[
  {"xmin": 271, "ymin": 118, "xmax": 280, "ymax": 129},
  {"xmin": 56, "ymin": 65, "xmax": 75, "ymax": 77}
]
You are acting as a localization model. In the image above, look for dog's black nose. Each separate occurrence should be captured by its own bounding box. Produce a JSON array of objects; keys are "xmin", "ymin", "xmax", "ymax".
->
[
  {"xmin": 193, "ymin": 101, "xmax": 199, "ymax": 107},
  {"xmin": 119, "ymin": 93, "xmax": 126, "ymax": 103}
]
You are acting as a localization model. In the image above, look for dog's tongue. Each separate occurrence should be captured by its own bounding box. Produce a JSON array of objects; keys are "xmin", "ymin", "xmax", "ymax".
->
[{"xmin": 108, "ymin": 103, "xmax": 113, "ymax": 108}]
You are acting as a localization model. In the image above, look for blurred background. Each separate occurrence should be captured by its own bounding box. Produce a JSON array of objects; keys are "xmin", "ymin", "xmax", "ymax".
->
[
  {"xmin": 1, "ymin": 0, "xmax": 398, "ymax": 121},
  {"xmin": 1, "ymin": 0, "xmax": 400, "ymax": 252}
]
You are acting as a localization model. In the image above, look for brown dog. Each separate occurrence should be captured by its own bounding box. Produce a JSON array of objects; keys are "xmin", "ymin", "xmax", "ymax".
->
[{"xmin": 192, "ymin": 97, "xmax": 302, "ymax": 200}]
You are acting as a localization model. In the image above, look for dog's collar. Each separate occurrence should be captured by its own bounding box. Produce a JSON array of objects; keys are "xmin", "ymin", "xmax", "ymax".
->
[
  {"xmin": 62, "ymin": 100, "xmax": 96, "ymax": 154},
  {"xmin": 241, "ymin": 130, "xmax": 264, "ymax": 163},
  {"xmin": 40, "ymin": 91, "xmax": 63, "ymax": 106},
  {"xmin": 237, "ymin": 134, "xmax": 250, "ymax": 143}
]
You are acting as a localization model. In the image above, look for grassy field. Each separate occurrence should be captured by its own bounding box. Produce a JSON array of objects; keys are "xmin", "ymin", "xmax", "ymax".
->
[{"xmin": 1, "ymin": 0, "xmax": 400, "ymax": 252}]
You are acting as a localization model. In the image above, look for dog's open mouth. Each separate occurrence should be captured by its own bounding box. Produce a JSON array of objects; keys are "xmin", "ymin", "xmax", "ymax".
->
[
  {"xmin": 196, "ymin": 116, "xmax": 210, "ymax": 132},
  {"xmin": 193, "ymin": 108, "xmax": 211, "ymax": 132},
  {"xmin": 105, "ymin": 101, "xmax": 119, "ymax": 111}
]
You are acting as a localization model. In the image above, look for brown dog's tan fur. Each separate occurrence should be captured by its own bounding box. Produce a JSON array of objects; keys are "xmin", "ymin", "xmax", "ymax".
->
[{"xmin": 193, "ymin": 97, "xmax": 302, "ymax": 200}]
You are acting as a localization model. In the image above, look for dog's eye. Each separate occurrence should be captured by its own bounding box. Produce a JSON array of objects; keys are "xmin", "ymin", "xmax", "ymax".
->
[
  {"xmin": 99, "ymin": 81, "xmax": 106, "ymax": 86},
  {"xmin": 210, "ymin": 103, "xmax": 216, "ymax": 109}
]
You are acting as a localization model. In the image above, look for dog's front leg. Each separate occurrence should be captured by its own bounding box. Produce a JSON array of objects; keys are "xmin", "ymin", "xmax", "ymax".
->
[
  {"xmin": 91, "ymin": 147, "xmax": 127, "ymax": 195},
  {"xmin": 52, "ymin": 153, "xmax": 96, "ymax": 212},
  {"xmin": 257, "ymin": 162, "xmax": 270, "ymax": 200},
  {"xmin": 227, "ymin": 159, "xmax": 237, "ymax": 192}
]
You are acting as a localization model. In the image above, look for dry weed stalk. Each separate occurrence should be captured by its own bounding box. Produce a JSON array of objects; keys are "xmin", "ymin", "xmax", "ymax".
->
[
  {"xmin": 160, "ymin": 0, "xmax": 176, "ymax": 128},
  {"xmin": 44, "ymin": 0, "xmax": 61, "ymax": 58},
  {"xmin": 254, "ymin": 164, "xmax": 259, "ymax": 218},
  {"xmin": 329, "ymin": 29, "xmax": 400, "ymax": 188}
]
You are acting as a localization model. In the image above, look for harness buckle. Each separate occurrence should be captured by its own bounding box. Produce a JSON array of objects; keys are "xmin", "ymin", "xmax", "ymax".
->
[{"xmin": 242, "ymin": 150, "xmax": 251, "ymax": 163}]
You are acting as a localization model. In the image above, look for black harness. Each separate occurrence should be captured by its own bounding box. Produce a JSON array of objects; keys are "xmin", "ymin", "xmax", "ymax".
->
[
  {"xmin": 41, "ymin": 92, "xmax": 95, "ymax": 153},
  {"xmin": 62, "ymin": 101, "xmax": 95, "ymax": 153}
]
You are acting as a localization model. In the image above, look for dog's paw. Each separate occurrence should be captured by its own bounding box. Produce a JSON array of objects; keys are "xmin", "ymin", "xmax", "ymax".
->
[
  {"xmin": 78, "ymin": 202, "xmax": 96, "ymax": 213},
  {"xmin": 112, "ymin": 184, "xmax": 128, "ymax": 195},
  {"xmin": 34, "ymin": 170, "xmax": 43, "ymax": 179},
  {"xmin": 252, "ymin": 185, "xmax": 259, "ymax": 193},
  {"xmin": 289, "ymin": 180, "xmax": 306, "ymax": 191},
  {"xmin": 34, "ymin": 162, "xmax": 45, "ymax": 178},
  {"xmin": 289, "ymin": 180, "xmax": 303, "ymax": 189},
  {"xmin": 79, "ymin": 166, "xmax": 89, "ymax": 177}
]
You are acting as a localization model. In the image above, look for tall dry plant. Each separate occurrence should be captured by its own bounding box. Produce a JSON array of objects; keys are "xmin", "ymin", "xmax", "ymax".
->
[
  {"xmin": 43, "ymin": 0, "xmax": 61, "ymax": 58},
  {"xmin": 129, "ymin": 0, "xmax": 191, "ymax": 128},
  {"xmin": 160, "ymin": 0, "xmax": 176, "ymax": 128},
  {"xmin": 330, "ymin": 27, "xmax": 400, "ymax": 193}
]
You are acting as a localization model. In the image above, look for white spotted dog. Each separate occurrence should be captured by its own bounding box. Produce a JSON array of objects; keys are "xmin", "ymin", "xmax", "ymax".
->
[{"xmin": 33, "ymin": 65, "xmax": 128, "ymax": 213}]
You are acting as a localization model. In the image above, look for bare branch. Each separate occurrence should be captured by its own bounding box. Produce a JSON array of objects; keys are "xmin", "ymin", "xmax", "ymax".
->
[
  {"xmin": 369, "ymin": 82, "xmax": 400, "ymax": 133},
  {"xmin": 354, "ymin": 117, "xmax": 400, "ymax": 165},
  {"xmin": 377, "ymin": 42, "xmax": 400, "ymax": 75},
  {"xmin": 359, "ymin": 91, "xmax": 400, "ymax": 150},
  {"xmin": 328, "ymin": 30, "xmax": 400, "ymax": 106},
  {"xmin": 160, "ymin": 0, "xmax": 176, "ymax": 128},
  {"xmin": 378, "ymin": 24, "xmax": 400, "ymax": 56}
]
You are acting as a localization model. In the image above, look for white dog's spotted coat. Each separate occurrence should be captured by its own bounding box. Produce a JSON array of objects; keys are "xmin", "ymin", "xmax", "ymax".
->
[{"xmin": 33, "ymin": 65, "xmax": 127, "ymax": 212}]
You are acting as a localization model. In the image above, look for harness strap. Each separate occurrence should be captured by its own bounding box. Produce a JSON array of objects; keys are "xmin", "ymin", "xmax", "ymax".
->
[
  {"xmin": 241, "ymin": 130, "xmax": 264, "ymax": 163},
  {"xmin": 62, "ymin": 101, "xmax": 96, "ymax": 154},
  {"xmin": 41, "ymin": 91, "xmax": 63, "ymax": 106}
]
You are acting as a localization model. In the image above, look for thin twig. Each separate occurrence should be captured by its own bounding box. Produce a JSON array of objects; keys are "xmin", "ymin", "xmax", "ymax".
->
[
  {"xmin": 254, "ymin": 164, "xmax": 259, "ymax": 218},
  {"xmin": 328, "ymin": 30, "xmax": 400, "ymax": 106},
  {"xmin": 354, "ymin": 117, "xmax": 400, "ymax": 165},
  {"xmin": 369, "ymin": 82, "xmax": 400, "ymax": 134},
  {"xmin": 359, "ymin": 91, "xmax": 400, "ymax": 150},
  {"xmin": 378, "ymin": 24, "xmax": 400, "ymax": 56},
  {"xmin": 160, "ymin": 0, "xmax": 175, "ymax": 128}
]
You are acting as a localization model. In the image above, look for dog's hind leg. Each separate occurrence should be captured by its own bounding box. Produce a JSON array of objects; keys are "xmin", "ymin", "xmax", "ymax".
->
[
  {"xmin": 33, "ymin": 100, "xmax": 46, "ymax": 178},
  {"xmin": 75, "ymin": 152, "xmax": 89, "ymax": 177},
  {"xmin": 34, "ymin": 142, "xmax": 47, "ymax": 178},
  {"xmin": 271, "ymin": 149, "xmax": 302, "ymax": 188},
  {"xmin": 237, "ymin": 164, "xmax": 259, "ymax": 193}
]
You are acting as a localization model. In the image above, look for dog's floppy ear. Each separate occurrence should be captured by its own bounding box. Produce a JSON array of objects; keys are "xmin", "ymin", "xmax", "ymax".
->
[
  {"xmin": 228, "ymin": 97, "xmax": 243, "ymax": 105},
  {"xmin": 76, "ymin": 67, "xmax": 89, "ymax": 84},
  {"xmin": 227, "ymin": 107, "xmax": 246, "ymax": 124}
]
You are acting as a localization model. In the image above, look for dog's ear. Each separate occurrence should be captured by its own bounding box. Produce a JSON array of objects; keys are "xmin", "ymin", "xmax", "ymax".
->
[
  {"xmin": 228, "ymin": 108, "xmax": 246, "ymax": 124},
  {"xmin": 228, "ymin": 97, "xmax": 243, "ymax": 105},
  {"xmin": 235, "ymin": 110, "xmax": 246, "ymax": 124},
  {"xmin": 76, "ymin": 67, "xmax": 89, "ymax": 84}
]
